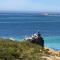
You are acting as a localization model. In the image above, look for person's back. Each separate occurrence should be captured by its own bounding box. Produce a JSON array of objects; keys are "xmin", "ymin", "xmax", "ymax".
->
[
  {"xmin": 31, "ymin": 32, "xmax": 44, "ymax": 47},
  {"xmin": 37, "ymin": 32, "xmax": 44, "ymax": 47}
]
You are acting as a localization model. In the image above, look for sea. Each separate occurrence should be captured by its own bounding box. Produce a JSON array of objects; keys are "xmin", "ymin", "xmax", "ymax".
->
[{"xmin": 0, "ymin": 13, "xmax": 60, "ymax": 50}]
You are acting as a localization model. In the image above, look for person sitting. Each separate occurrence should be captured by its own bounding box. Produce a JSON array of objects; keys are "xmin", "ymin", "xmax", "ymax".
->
[{"xmin": 31, "ymin": 32, "xmax": 44, "ymax": 47}]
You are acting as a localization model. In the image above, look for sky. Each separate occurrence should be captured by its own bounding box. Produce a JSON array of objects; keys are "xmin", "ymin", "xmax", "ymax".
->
[{"xmin": 0, "ymin": 0, "xmax": 60, "ymax": 12}]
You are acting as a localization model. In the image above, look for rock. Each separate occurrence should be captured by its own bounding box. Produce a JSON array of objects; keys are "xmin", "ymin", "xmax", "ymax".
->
[{"xmin": 45, "ymin": 47, "xmax": 60, "ymax": 58}]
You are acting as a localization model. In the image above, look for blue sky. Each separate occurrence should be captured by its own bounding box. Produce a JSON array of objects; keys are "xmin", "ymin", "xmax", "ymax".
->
[{"xmin": 0, "ymin": 0, "xmax": 60, "ymax": 12}]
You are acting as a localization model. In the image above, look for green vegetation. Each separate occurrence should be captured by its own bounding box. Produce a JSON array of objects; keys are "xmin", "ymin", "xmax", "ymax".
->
[{"xmin": 0, "ymin": 39, "xmax": 46, "ymax": 60}]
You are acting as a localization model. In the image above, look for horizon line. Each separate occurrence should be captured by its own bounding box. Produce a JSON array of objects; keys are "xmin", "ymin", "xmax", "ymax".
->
[{"xmin": 0, "ymin": 11, "xmax": 60, "ymax": 13}]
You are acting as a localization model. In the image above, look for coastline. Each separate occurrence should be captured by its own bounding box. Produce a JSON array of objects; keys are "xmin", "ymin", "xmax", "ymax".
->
[
  {"xmin": 0, "ymin": 35, "xmax": 60, "ymax": 50},
  {"xmin": 0, "ymin": 37, "xmax": 60, "ymax": 60}
]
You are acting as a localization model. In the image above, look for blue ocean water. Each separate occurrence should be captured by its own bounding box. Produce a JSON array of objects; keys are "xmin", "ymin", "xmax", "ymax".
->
[{"xmin": 0, "ymin": 13, "xmax": 60, "ymax": 50}]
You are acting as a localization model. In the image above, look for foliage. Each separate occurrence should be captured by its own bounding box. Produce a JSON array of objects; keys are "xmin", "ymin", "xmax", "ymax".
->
[{"xmin": 0, "ymin": 39, "xmax": 46, "ymax": 60}]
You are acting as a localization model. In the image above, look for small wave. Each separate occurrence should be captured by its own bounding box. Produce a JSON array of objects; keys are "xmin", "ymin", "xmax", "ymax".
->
[{"xmin": 8, "ymin": 37, "xmax": 15, "ymax": 41}]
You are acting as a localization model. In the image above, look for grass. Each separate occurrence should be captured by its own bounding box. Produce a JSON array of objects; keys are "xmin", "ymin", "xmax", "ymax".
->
[{"xmin": 0, "ymin": 39, "xmax": 46, "ymax": 60}]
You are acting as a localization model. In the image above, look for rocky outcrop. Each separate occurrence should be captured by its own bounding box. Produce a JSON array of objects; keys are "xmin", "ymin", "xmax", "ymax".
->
[
  {"xmin": 45, "ymin": 47, "xmax": 60, "ymax": 57},
  {"xmin": 44, "ymin": 47, "xmax": 60, "ymax": 60}
]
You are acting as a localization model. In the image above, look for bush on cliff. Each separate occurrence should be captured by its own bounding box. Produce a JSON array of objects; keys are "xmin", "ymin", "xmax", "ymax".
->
[{"xmin": 0, "ymin": 39, "xmax": 46, "ymax": 60}]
